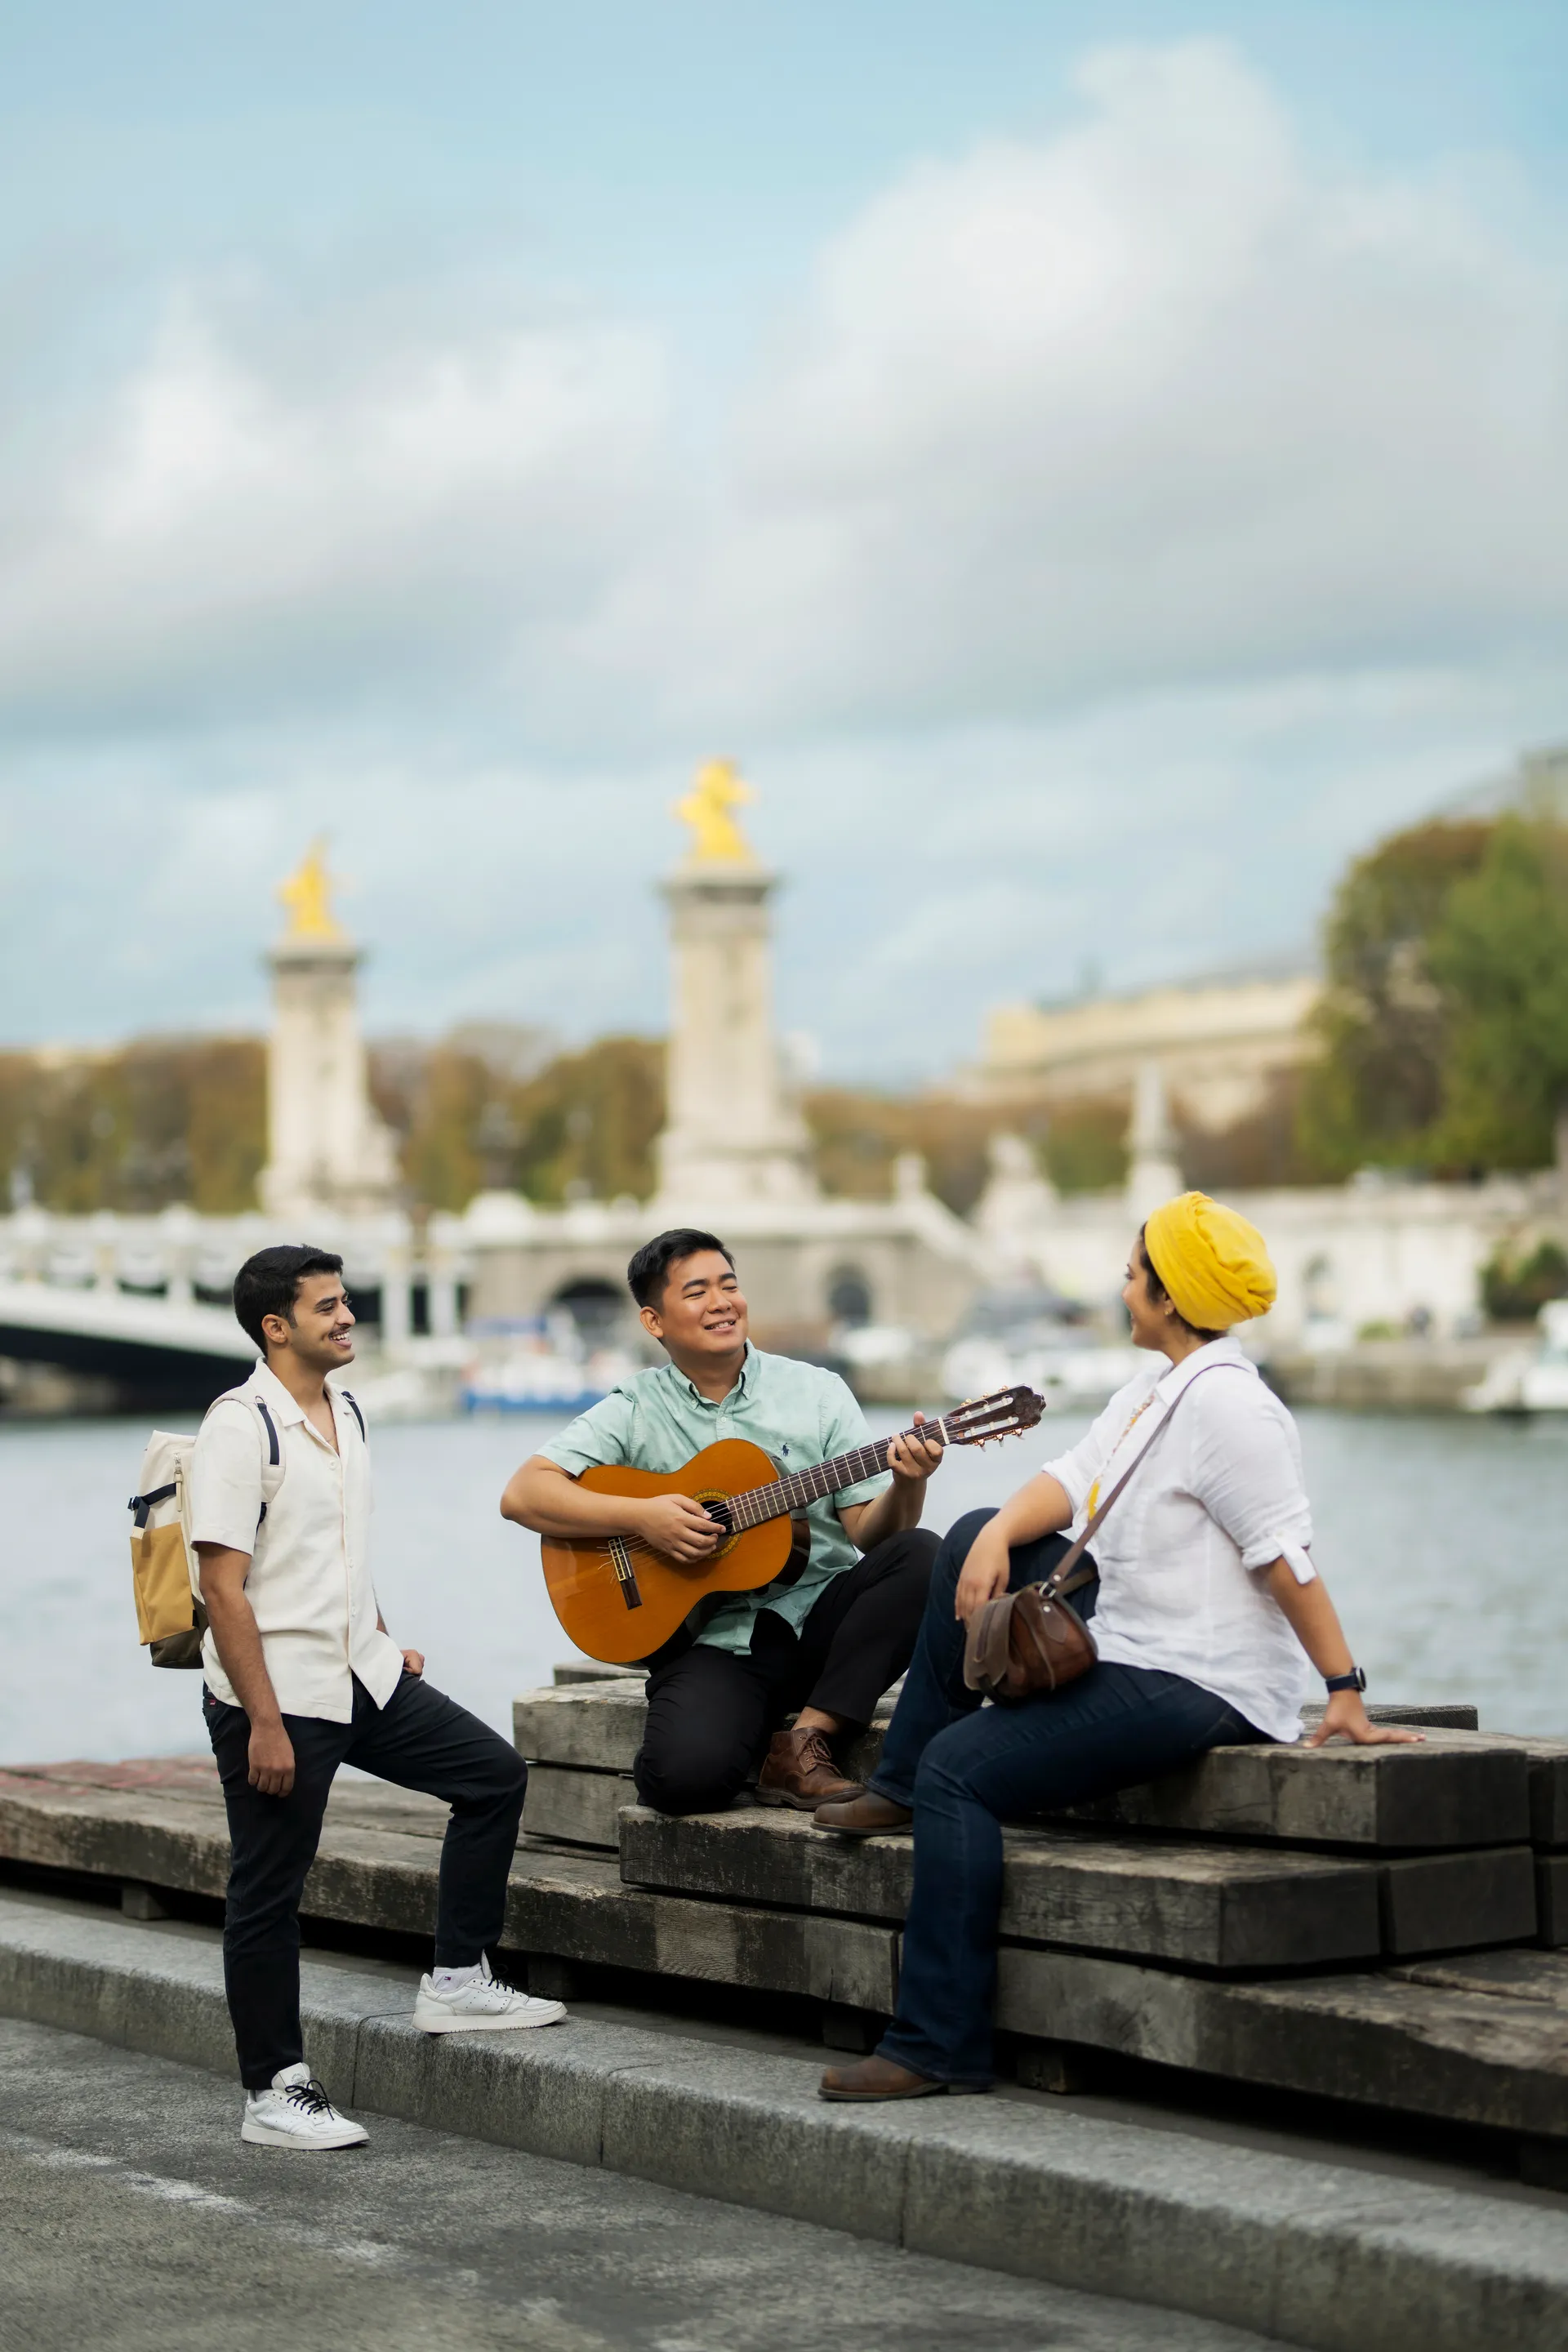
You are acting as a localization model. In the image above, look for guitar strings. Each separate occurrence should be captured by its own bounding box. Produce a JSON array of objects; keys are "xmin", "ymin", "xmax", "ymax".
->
[{"xmin": 577, "ymin": 1396, "xmax": 1031, "ymax": 1556}]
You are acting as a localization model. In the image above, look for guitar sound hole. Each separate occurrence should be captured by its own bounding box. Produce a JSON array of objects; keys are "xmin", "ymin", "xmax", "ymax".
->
[{"xmin": 692, "ymin": 1490, "xmax": 739, "ymax": 1556}]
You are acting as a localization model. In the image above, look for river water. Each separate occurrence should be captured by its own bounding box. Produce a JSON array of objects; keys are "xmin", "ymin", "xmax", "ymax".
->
[{"xmin": 7, "ymin": 1404, "xmax": 1567, "ymax": 1767}]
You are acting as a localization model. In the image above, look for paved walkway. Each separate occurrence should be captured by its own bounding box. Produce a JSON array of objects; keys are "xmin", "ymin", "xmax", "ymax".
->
[{"xmin": 0, "ymin": 2015, "xmax": 1290, "ymax": 2352}]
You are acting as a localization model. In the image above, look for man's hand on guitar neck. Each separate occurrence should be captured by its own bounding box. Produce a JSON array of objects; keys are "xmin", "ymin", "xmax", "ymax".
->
[{"xmin": 839, "ymin": 1412, "xmax": 946, "ymax": 1553}]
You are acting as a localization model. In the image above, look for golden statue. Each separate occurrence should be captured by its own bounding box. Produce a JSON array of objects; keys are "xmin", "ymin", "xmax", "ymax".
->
[
  {"xmin": 673, "ymin": 758, "xmax": 757, "ymax": 865},
  {"xmin": 278, "ymin": 839, "xmax": 345, "ymax": 942}
]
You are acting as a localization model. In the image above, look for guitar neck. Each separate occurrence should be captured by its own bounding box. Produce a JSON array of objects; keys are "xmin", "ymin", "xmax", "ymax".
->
[{"xmin": 727, "ymin": 1415, "xmax": 952, "ymax": 1533}]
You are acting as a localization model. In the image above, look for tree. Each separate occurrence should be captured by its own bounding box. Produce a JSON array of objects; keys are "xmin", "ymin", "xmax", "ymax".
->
[
  {"xmin": 374, "ymin": 1035, "xmax": 667, "ymax": 1210},
  {"xmin": 1298, "ymin": 820, "xmax": 1494, "ymax": 1175},
  {"xmin": 0, "ymin": 1040, "xmax": 264, "ymax": 1214},
  {"xmin": 1428, "ymin": 817, "xmax": 1568, "ymax": 1169},
  {"xmin": 512, "ymin": 1037, "xmax": 666, "ymax": 1203}
]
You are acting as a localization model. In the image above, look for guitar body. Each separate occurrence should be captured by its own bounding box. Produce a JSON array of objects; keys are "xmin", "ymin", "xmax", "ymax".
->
[{"xmin": 541, "ymin": 1437, "xmax": 811, "ymax": 1664}]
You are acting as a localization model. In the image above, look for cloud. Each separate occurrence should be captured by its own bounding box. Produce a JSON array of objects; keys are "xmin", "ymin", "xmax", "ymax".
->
[
  {"xmin": 3, "ymin": 38, "xmax": 1563, "ymax": 753},
  {"xmin": 0, "ymin": 40, "xmax": 1565, "ymax": 1076},
  {"xmin": 636, "ymin": 38, "xmax": 1568, "ymax": 735},
  {"xmin": 0, "ymin": 284, "xmax": 670, "ymax": 730}
]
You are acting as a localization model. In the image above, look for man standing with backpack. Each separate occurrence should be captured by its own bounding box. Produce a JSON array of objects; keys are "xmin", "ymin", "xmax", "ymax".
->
[{"xmin": 191, "ymin": 1243, "xmax": 564, "ymax": 2152}]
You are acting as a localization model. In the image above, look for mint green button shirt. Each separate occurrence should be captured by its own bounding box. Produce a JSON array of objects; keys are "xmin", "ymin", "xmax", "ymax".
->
[{"xmin": 541, "ymin": 1343, "xmax": 892, "ymax": 1654}]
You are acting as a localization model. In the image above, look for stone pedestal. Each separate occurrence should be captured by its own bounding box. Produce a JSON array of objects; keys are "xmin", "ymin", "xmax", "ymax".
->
[
  {"xmin": 258, "ymin": 938, "xmax": 399, "ymax": 1223},
  {"xmin": 653, "ymin": 862, "xmax": 816, "ymax": 1209},
  {"xmin": 1124, "ymin": 1058, "xmax": 1183, "ymax": 1227},
  {"xmin": 975, "ymin": 1133, "xmax": 1058, "ymax": 1281}
]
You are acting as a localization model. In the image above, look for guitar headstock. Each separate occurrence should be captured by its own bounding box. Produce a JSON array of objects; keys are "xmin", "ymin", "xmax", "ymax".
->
[{"xmin": 939, "ymin": 1386, "xmax": 1047, "ymax": 1446}]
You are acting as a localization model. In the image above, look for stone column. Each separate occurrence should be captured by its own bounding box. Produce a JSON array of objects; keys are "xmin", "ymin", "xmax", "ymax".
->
[
  {"xmin": 428, "ymin": 1258, "xmax": 460, "ymax": 1339},
  {"xmin": 90, "ymin": 1210, "xmax": 118, "ymax": 1290},
  {"xmin": 654, "ymin": 862, "xmax": 816, "ymax": 1207},
  {"xmin": 259, "ymin": 935, "xmax": 398, "ymax": 1223},
  {"xmin": 158, "ymin": 1203, "xmax": 198, "ymax": 1306},
  {"xmin": 1125, "ymin": 1058, "xmax": 1184, "ymax": 1226},
  {"xmin": 380, "ymin": 1219, "xmax": 412, "ymax": 1356}
]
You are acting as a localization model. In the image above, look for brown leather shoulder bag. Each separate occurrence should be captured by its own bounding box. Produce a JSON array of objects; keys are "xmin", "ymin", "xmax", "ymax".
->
[{"xmin": 962, "ymin": 1368, "xmax": 1218, "ymax": 1704}]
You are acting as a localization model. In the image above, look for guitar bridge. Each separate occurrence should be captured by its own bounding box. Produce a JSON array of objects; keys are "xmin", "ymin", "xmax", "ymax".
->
[{"xmin": 608, "ymin": 1534, "xmax": 642, "ymax": 1610}]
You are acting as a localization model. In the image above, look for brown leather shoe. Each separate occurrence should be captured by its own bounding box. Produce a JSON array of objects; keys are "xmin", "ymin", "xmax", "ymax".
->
[
  {"xmin": 755, "ymin": 1726, "xmax": 861, "ymax": 1810},
  {"xmin": 812, "ymin": 1789, "xmax": 913, "ymax": 1835},
  {"xmin": 820, "ymin": 2055, "xmax": 946, "ymax": 2101}
]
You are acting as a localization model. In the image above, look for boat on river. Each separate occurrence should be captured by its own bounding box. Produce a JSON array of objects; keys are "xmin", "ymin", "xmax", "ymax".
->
[
  {"xmin": 1461, "ymin": 1299, "xmax": 1568, "ymax": 1414},
  {"xmin": 461, "ymin": 1316, "xmax": 638, "ymax": 1414},
  {"xmin": 940, "ymin": 1289, "xmax": 1139, "ymax": 1413}
]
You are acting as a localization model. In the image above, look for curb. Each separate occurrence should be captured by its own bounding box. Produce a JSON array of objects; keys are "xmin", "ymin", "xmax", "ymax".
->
[{"xmin": 2, "ymin": 1890, "xmax": 1566, "ymax": 2352}]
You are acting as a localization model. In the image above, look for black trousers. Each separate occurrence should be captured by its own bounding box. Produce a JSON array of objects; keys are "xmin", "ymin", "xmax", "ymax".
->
[
  {"xmin": 633, "ymin": 1528, "xmax": 938, "ymax": 1817},
  {"xmin": 204, "ymin": 1669, "xmax": 527, "ymax": 2089}
]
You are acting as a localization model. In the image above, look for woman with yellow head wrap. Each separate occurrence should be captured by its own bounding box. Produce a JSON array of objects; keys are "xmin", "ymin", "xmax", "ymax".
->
[
  {"xmin": 819, "ymin": 1193, "xmax": 1420, "ymax": 2105},
  {"xmin": 1140, "ymin": 1192, "xmax": 1276, "ymax": 1334}
]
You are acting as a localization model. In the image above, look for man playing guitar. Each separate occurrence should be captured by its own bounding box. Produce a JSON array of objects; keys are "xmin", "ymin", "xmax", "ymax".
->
[{"xmin": 502, "ymin": 1228, "xmax": 945, "ymax": 1812}]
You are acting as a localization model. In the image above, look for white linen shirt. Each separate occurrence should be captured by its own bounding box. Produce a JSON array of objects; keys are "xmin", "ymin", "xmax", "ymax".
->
[
  {"xmin": 1041, "ymin": 1337, "xmax": 1316, "ymax": 1744},
  {"xmin": 187, "ymin": 1360, "xmax": 402, "ymax": 1723}
]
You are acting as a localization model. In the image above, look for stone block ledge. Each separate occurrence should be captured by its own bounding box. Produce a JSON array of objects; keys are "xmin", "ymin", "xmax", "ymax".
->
[{"xmin": 1, "ymin": 1888, "xmax": 1566, "ymax": 2352}]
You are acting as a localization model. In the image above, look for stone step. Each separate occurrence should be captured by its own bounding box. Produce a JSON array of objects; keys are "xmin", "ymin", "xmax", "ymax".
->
[
  {"xmin": 1074, "ymin": 1731, "xmax": 1530, "ymax": 1851},
  {"xmin": 8, "ymin": 1892, "xmax": 1568, "ymax": 2352},
  {"xmin": 524, "ymin": 1764, "xmax": 637, "ymax": 1849},
  {"xmin": 620, "ymin": 1805, "xmax": 1539, "ymax": 1967},
  {"xmin": 2, "ymin": 1757, "xmax": 1564, "ymax": 2147},
  {"xmin": 0, "ymin": 1765, "xmax": 898, "ymax": 2013},
  {"xmin": 514, "ymin": 1686, "xmax": 1535, "ymax": 1852},
  {"xmin": 514, "ymin": 1681, "xmax": 889, "ymax": 1787},
  {"xmin": 996, "ymin": 1944, "xmax": 1568, "ymax": 2142}
]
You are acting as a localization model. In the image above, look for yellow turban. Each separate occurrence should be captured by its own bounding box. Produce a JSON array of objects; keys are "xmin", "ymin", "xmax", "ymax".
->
[{"xmin": 1143, "ymin": 1192, "xmax": 1276, "ymax": 1330}]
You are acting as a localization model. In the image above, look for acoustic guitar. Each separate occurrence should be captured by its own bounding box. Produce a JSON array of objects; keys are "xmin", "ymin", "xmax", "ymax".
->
[{"xmin": 541, "ymin": 1386, "xmax": 1045, "ymax": 1664}]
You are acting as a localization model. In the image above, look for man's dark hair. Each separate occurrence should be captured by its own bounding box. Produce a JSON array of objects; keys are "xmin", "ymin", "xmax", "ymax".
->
[
  {"xmin": 626, "ymin": 1228, "xmax": 734, "ymax": 1312},
  {"xmin": 234, "ymin": 1244, "xmax": 346, "ymax": 1352}
]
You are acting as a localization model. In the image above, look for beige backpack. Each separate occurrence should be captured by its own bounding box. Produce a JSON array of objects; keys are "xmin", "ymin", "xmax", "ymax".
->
[{"xmin": 127, "ymin": 1392, "xmax": 287, "ymax": 1668}]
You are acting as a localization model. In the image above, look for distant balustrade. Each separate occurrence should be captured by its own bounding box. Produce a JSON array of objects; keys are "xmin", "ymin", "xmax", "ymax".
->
[{"xmin": 0, "ymin": 1207, "xmax": 487, "ymax": 1366}]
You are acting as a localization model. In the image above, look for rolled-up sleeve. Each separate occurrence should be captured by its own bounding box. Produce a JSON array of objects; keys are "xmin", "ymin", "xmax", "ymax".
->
[
  {"xmin": 188, "ymin": 1402, "xmax": 265, "ymax": 1555},
  {"xmin": 1187, "ymin": 1381, "xmax": 1316, "ymax": 1584},
  {"xmin": 540, "ymin": 1389, "xmax": 638, "ymax": 1476}
]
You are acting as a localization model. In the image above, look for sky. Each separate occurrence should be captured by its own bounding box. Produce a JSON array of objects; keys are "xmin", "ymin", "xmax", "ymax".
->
[{"xmin": 2, "ymin": 1, "xmax": 1566, "ymax": 1080}]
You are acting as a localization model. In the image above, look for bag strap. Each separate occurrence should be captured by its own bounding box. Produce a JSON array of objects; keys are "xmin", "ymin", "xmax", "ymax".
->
[
  {"xmin": 1044, "ymin": 1361, "xmax": 1239, "ymax": 1601},
  {"xmin": 128, "ymin": 1482, "xmax": 178, "ymax": 1530}
]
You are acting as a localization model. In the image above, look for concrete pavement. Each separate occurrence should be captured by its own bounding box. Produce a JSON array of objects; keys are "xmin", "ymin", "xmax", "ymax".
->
[{"xmin": 0, "ymin": 2014, "xmax": 1289, "ymax": 2352}]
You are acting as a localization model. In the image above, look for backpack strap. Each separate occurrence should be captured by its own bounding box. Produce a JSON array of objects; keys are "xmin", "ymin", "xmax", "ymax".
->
[
  {"xmin": 198, "ymin": 1388, "xmax": 288, "ymax": 1528},
  {"xmin": 253, "ymin": 1396, "xmax": 287, "ymax": 1525},
  {"xmin": 255, "ymin": 1396, "xmax": 280, "ymax": 1466},
  {"xmin": 128, "ymin": 1482, "xmax": 178, "ymax": 1530},
  {"xmin": 339, "ymin": 1389, "xmax": 367, "ymax": 1442}
]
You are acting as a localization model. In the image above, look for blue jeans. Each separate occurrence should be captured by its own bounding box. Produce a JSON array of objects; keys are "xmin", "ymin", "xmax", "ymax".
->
[{"xmin": 871, "ymin": 1508, "xmax": 1263, "ymax": 2087}]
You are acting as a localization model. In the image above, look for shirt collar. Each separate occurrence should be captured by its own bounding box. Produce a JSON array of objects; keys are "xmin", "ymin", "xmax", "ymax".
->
[
  {"xmin": 246, "ymin": 1357, "xmax": 350, "ymax": 1430},
  {"xmin": 677, "ymin": 1339, "xmax": 756, "ymax": 1410},
  {"xmin": 1155, "ymin": 1333, "xmax": 1251, "ymax": 1400}
]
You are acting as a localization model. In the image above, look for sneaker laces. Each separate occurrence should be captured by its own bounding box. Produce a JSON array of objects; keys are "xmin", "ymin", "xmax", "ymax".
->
[{"xmin": 282, "ymin": 2076, "xmax": 336, "ymax": 2117}]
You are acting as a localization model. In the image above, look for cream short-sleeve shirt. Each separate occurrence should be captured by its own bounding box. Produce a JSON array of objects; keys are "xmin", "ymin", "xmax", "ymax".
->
[{"xmin": 188, "ymin": 1360, "xmax": 402, "ymax": 1723}]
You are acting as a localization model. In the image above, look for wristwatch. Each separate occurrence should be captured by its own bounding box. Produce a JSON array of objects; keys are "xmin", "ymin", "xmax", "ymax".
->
[{"xmin": 1323, "ymin": 1667, "xmax": 1367, "ymax": 1695}]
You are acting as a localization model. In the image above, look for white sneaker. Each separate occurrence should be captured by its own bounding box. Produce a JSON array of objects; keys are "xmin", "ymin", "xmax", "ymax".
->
[
  {"xmin": 412, "ymin": 1953, "xmax": 568, "ymax": 2035},
  {"xmin": 241, "ymin": 2063, "xmax": 368, "ymax": 2150}
]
